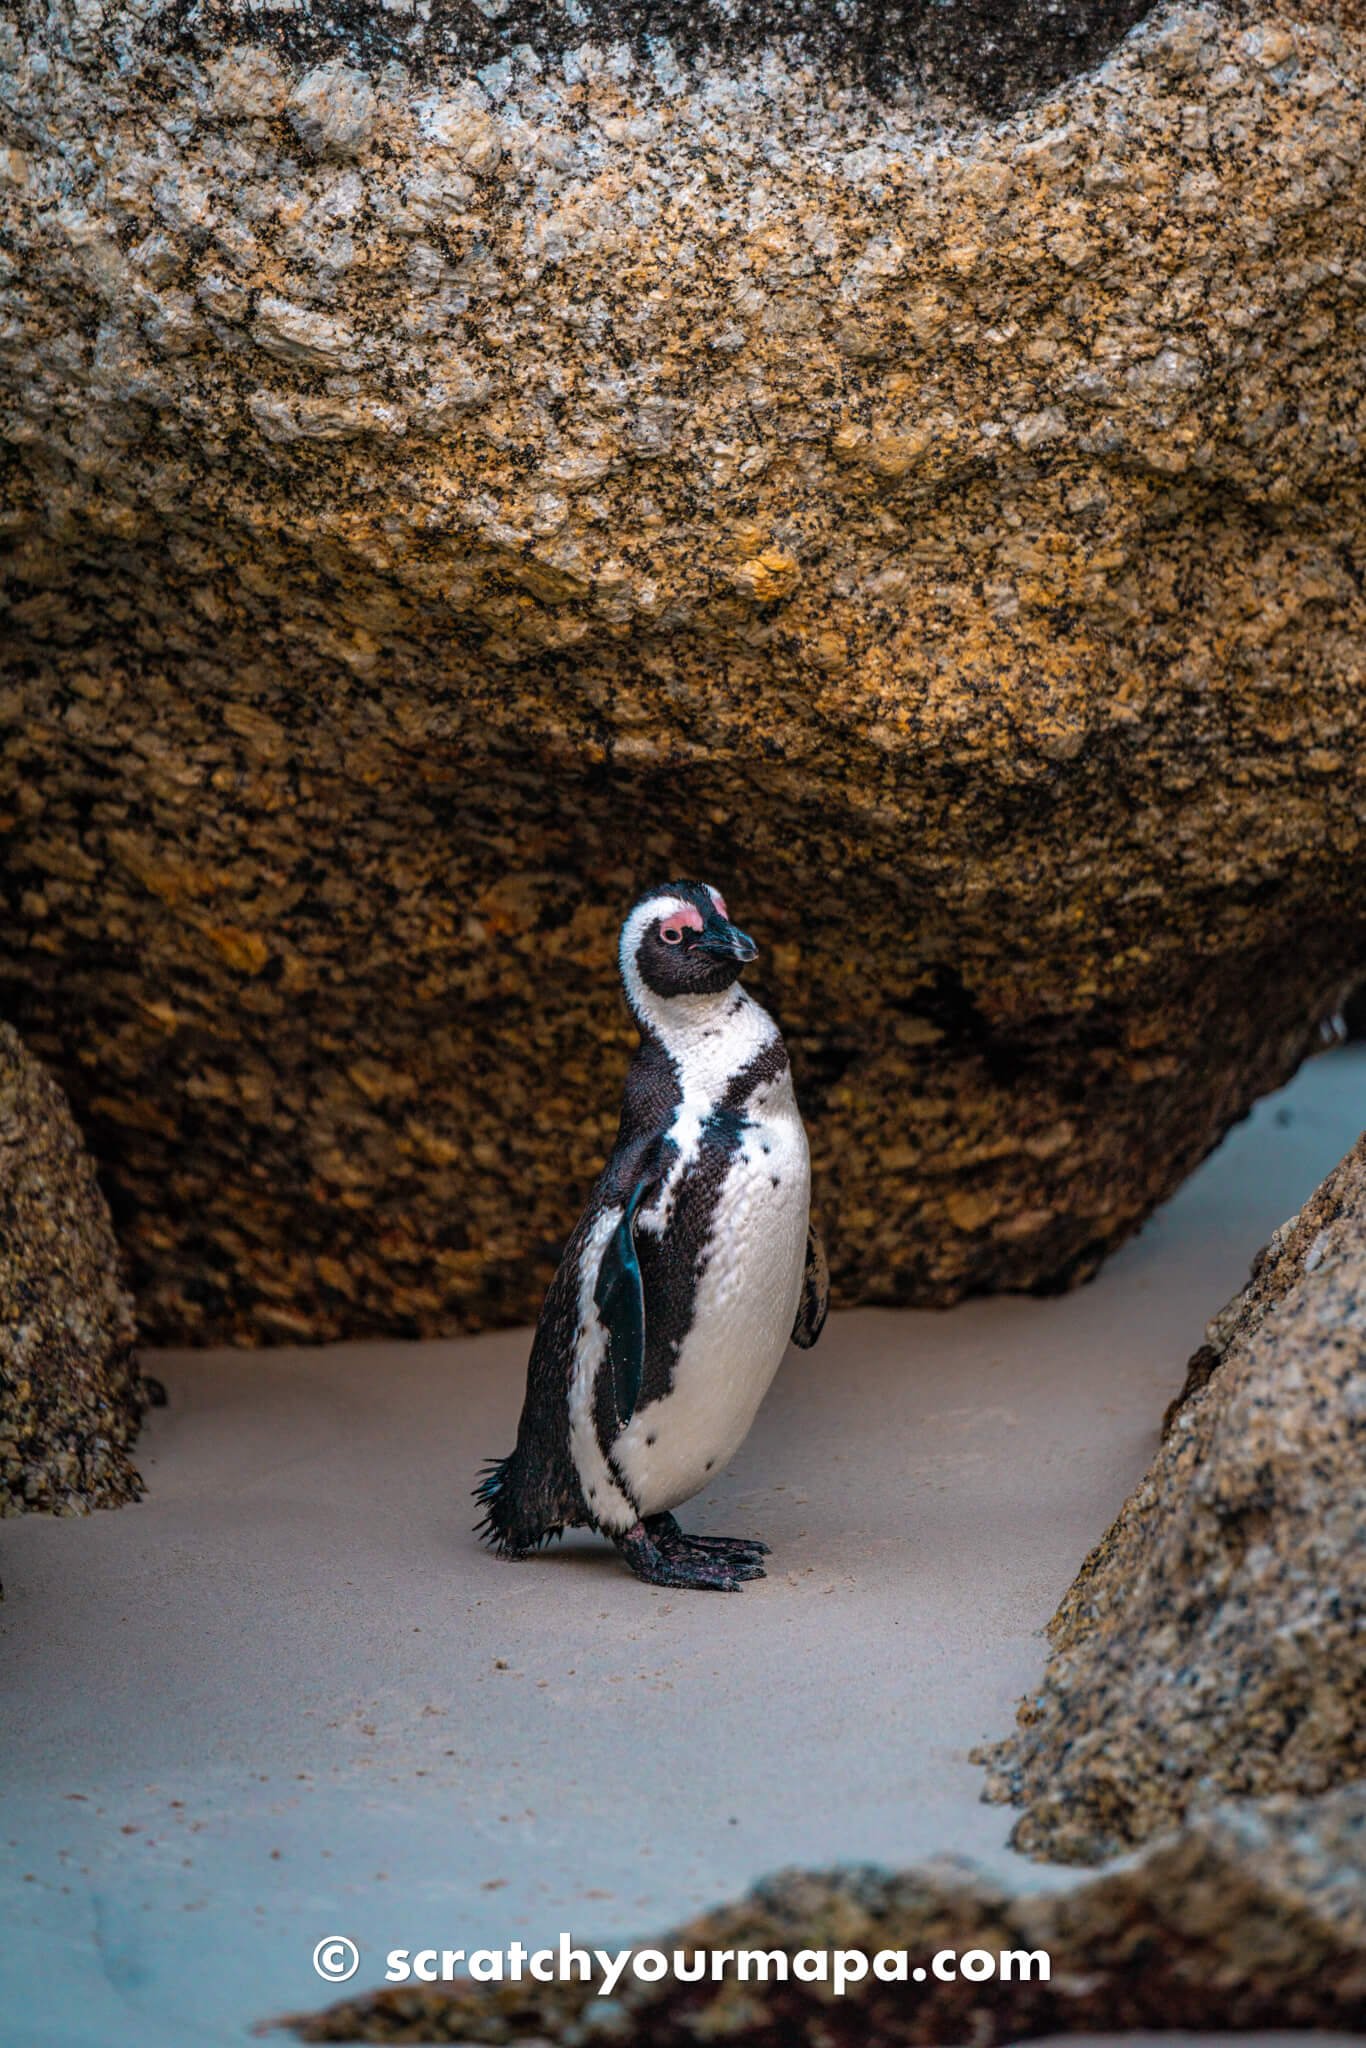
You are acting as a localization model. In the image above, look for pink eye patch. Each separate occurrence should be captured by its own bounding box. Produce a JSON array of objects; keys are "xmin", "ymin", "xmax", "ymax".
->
[
  {"xmin": 659, "ymin": 903, "xmax": 704, "ymax": 943},
  {"xmin": 707, "ymin": 888, "xmax": 729, "ymax": 919}
]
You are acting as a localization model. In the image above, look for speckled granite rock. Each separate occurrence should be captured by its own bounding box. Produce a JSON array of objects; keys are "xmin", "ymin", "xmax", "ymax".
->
[
  {"xmin": 2, "ymin": 0, "xmax": 1365, "ymax": 1343},
  {"xmin": 1163, "ymin": 1122, "xmax": 1366, "ymax": 1429},
  {"xmin": 0, "ymin": 1024, "xmax": 145, "ymax": 1515},
  {"xmin": 283, "ymin": 1787, "xmax": 1366, "ymax": 2042},
  {"xmin": 980, "ymin": 1133, "xmax": 1366, "ymax": 1864}
]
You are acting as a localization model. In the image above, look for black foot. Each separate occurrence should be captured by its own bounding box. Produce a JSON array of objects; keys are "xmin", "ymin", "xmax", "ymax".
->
[
  {"xmin": 645, "ymin": 1511, "xmax": 769, "ymax": 1567},
  {"xmin": 139, "ymin": 1374, "xmax": 168, "ymax": 1408},
  {"xmin": 613, "ymin": 1515, "xmax": 767, "ymax": 1591}
]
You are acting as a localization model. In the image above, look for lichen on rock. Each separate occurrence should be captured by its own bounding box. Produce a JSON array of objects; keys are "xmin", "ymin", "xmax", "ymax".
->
[
  {"xmin": 0, "ymin": 1024, "xmax": 146, "ymax": 1515},
  {"xmin": 1, "ymin": 0, "xmax": 1364, "ymax": 1342},
  {"xmin": 979, "ymin": 1132, "xmax": 1366, "ymax": 1864}
]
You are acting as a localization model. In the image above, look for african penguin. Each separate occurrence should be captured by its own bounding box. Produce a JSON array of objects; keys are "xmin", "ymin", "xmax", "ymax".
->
[{"xmin": 475, "ymin": 881, "xmax": 829, "ymax": 1591}]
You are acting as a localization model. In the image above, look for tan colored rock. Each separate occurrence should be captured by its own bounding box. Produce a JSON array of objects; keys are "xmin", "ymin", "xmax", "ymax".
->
[
  {"xmin": 1, "ymin": 1, "xmax": 1364, "ymax": 1342},
  {"xmin": 283, "ymin": 1787, "xmax": 1366, "ymax": 2043},
  {"xmin": 980, "ymin": 1134, "xmax": 1366, "ymax": 1863},
  {"xmin": 0, "ymin": 1025, "xmax": 146, "ymax": 1516}
]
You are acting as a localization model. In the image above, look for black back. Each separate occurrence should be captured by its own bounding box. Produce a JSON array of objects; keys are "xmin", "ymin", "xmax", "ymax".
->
[{"xmin": 486, "ymin": 1033, "xmax": 683, "ymax": 1542}]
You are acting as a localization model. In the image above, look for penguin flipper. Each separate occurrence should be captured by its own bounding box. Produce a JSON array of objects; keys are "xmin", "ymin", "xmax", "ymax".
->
[
  {"xmin": 791, "ymin": 1221, "xmax": 830, "ymax": 1349},
  {"xmin": 593, "ymin": 1176, "xmax": 655, "ymax": 1431}
]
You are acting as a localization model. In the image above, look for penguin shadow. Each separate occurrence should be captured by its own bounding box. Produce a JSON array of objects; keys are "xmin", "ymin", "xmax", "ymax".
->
[{"xmin": 517, "ymin": 1534, "xmax": 641, "ymax": 1582}]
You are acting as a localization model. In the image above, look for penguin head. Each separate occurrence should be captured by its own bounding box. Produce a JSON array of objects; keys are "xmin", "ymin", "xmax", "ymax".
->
[{"xmin": 620, "ymin": 881, "xmax": 758, "ymax": 1008}]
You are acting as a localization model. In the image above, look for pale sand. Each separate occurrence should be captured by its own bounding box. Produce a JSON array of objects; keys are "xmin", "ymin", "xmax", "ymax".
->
[{"xmin": 2, "ymin": 1046, "xmax": 1363, "ymax": 2048}]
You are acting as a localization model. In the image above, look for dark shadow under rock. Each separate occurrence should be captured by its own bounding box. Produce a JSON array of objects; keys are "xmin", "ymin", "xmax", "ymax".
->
[
  {"xmin": 3, "ymin": 731, "xmax": 1352, "ymax": 1346},
  {"xmin": 980, "ymin": 1133, "xmax": 1366, "ymax": 1864},
  {"xmin": 279, "ymin": 1786, "xmax": 1366, "ymax": 2043},
  {"xmin": 158, "ymin": 0, "xmax": 1157, "ymax": 114},
  {"xmin": 0, "ymin": 1023, "xmax": 147, "ymax": 1515},
  {"xmin": 1342, "ymin": 975, "xmax": 1366, "ymax": 1042}
]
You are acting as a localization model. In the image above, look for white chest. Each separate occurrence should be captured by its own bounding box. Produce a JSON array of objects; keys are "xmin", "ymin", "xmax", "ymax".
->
[{"xmin": 615, "ymin": 1067, "xmax": 811, "ymax": 1516}]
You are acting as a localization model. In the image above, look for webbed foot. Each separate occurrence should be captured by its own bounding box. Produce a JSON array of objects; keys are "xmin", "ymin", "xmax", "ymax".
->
[
  {"xmin": 610, "ymin": 1515, "xmax": 765, "ymax": 1589},
  {"xmin": 646, "ymin": 1510, "xmax": 768, "ymax": 1561},
  {"xmin": 613, "ymin": 1513, "xmax": 767, "ymax": 1591}
]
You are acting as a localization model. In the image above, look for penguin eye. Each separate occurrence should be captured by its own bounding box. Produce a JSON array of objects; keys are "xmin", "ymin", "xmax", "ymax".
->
[{"xmin": 660, "ymin": 923, "xmax": 685, "ymax": 946}]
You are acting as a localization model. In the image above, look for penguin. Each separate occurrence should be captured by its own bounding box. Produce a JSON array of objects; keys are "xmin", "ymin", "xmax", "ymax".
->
[{"xmin": 474, "ymin": 880, "xmax": 829, "ymax": 1591}]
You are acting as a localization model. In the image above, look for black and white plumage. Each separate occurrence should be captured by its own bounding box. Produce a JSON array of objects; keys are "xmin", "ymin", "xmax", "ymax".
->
[{"xmin": 475, "ymin": 881, "xmax": 828, "ymax": 1591}]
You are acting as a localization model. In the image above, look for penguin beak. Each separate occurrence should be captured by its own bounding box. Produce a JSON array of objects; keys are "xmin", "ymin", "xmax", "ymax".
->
[{"xmin": 699, "ymin": 917, "xmax": 758, "ymax": 965}]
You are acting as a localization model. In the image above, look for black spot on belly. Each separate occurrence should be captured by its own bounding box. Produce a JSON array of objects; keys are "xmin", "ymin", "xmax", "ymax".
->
[
  {"xmin": 646, "ymin": 1432, "xmax": 657, "ymax": 1446},
  {"xmin": 705, "ymin": 1459, "xmax": 714, "ymax": 1471},
  {"xmin": 771, "ymin": 1175, "xmax": 781, "ymax": 1187}
]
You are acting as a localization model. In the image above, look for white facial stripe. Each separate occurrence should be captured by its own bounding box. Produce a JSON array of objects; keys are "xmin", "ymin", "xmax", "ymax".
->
[
  {"xmin": 619, "ymin": 892, "xmax": 777, "ymax": 1095},
  {"xmin": 618, "ymin": 894, "xmax": 690, "ymax": 1026}
]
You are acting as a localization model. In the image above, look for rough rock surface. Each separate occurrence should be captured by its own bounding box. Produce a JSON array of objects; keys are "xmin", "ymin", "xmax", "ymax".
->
[
  {"xmin": 284, "ymin": 1787, "xmax": 1366, "ymax": 2042},
  {"xmin": 0, "ymin": 1023, "xmax": 145, "ymax": 1515},
  {"xmin": 2, "ymin": 0, "xmax": 1364, "ymax": 1343},
  {"xmin": 980, "ymin": 1132, "xmax": 1366, "ymax": 1864}
]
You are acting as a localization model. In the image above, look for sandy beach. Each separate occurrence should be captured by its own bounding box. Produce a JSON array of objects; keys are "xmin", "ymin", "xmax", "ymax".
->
[{"xmin": 2, "ymin": 1044, "xmax": 1362, "ymax": 2048}]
